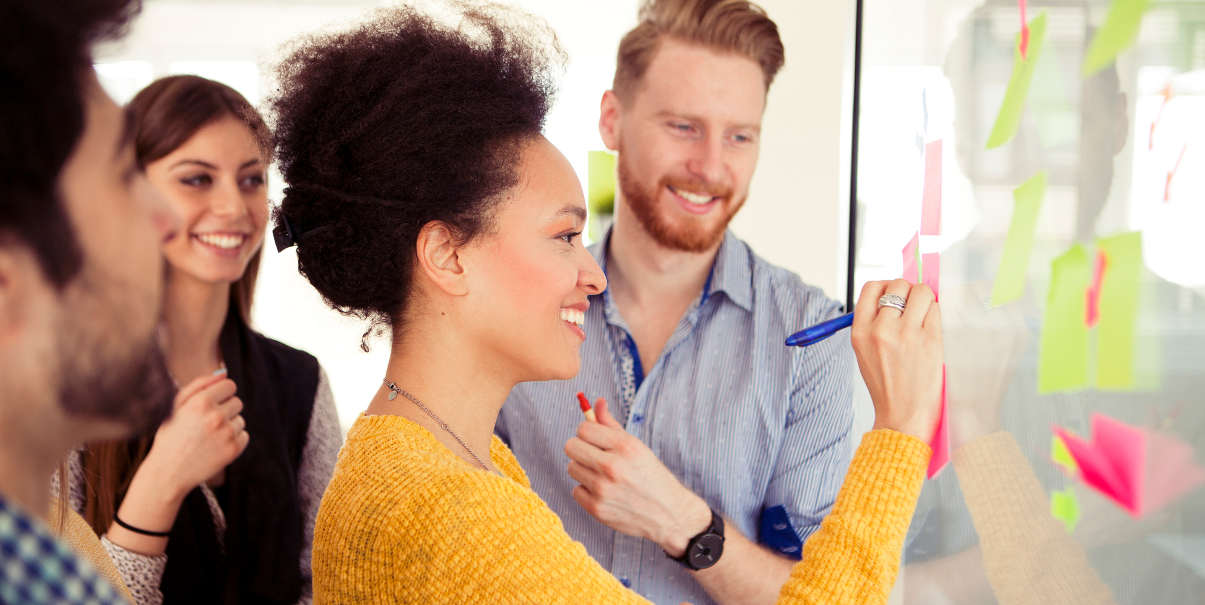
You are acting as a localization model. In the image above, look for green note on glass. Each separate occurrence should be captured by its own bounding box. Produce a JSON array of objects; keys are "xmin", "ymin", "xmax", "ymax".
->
[
  {"xmin": 991, "ymin": 172, "xmax": 1047, "ymax": 306},
  {"xmin": 1083, "ymin": 0, "xmax": 1151, "ymax": 77},
  {"xmin": 1039, "ymin": 244, "xmax": 1091, "ymax": 394},
  {"xmin": 587, "ymin": 150, "xmax": 616, "ymax": 215},
  {"xmin": 986, "ymin": 11, "xmax": 1048, "ymax": 149},
  {"xmin": 1052, "ymin": 435, "xmax": 1079, "ymax": 474},
  {"xmin": 1096, "ymin": 232, "xmax": 1143, "ymax": 390},
  {"xmin": 1051, "ymin": 488, "xmax": 1080, "ymax": 533}
]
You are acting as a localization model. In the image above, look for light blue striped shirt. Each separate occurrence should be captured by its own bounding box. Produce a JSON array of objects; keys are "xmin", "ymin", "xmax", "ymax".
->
[{"xmin": 496, "ymin": 229, "xmax": 854, "ymax": 605}]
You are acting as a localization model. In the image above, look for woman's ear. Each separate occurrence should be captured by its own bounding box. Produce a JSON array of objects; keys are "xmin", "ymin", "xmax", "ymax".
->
[{"xmin": 414, "ymin": 221, "xmax": 469, "ymax": 296}]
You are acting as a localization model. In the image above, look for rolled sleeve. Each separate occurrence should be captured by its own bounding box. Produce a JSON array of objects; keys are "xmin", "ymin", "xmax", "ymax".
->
[{"xmin": 761, "ymin": 319, "xmax": 855, "ymax": 556}]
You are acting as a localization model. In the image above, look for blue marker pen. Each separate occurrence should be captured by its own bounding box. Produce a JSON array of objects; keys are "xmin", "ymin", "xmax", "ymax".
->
[{"xmin": 784, "ymin": 312, "xmax": 853, "ymax": 347}]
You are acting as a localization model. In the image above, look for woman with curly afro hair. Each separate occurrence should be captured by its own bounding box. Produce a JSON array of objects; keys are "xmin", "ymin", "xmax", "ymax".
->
[{"xmin": 272, "ymin": 3, "xmax": 942, "ymax": 603}]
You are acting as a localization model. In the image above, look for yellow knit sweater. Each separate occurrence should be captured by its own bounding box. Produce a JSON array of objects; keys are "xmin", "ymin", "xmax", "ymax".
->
[{"xmin": 313, "ymin": 414, "xmax": 929, "ymax": 604}]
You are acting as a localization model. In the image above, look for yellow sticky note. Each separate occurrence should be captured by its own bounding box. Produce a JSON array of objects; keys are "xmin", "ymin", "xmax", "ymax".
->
[
  {"xmin": 1096, "ymin": 232, "xmax": 1143, "ymax": 390},
  {"xmin": 587, "ymin": 150, "xmax": 616, "ymax": 215},
  {"xmin": 986, "ymin": 11, "xmax": 1048, "ymax": 149},
  {"xmin": 1038, "ymin": 245, "xmax": 1091, "ymax": 393},
  {"xmin": 991, "ymin": 172, "xmax": 1047, "ymax": 306},
  {"xmin": 1052, "ymin": 435, "xmax": 1079, "ymax": 474},
  {"xmin": 1083, "ymin": 0, "xmax": 1152, "ymax": 77},
  {"xmin": 1051, "ymin": 488, "xmax": 1080, "ymax": 533}
]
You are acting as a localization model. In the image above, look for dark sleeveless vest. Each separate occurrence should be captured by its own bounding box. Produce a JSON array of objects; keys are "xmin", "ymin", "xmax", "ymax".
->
[{"xmin": 156, "ymin": 311, "xmax": 320, "ymax": 604}]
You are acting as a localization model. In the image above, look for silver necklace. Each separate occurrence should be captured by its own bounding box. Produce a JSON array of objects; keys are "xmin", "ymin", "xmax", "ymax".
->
[{"xmin": 383, "ymin": 379, "xmax": 491, "ymax": 472}]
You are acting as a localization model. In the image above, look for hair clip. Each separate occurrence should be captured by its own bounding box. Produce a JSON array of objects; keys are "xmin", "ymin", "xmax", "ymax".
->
[{"xmin": 273, "ymin": 214, "xmax": 299, "ymax": 252}]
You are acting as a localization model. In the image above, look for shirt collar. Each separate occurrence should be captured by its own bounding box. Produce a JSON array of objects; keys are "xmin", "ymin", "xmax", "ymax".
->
[{"xmin": 592, "ymin": 227, "xmax": 753, "ymax": 313}]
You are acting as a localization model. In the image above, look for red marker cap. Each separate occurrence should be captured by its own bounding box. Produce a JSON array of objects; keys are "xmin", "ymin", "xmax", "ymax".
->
[{"xmin": 576, "ymin": 392, "xmax": 592, "ymax": 413}]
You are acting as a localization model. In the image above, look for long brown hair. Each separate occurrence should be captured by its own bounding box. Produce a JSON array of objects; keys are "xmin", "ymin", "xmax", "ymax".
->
[{"xmin": 80, "ymin": 75, "xmax": 273, "ymax": 534}]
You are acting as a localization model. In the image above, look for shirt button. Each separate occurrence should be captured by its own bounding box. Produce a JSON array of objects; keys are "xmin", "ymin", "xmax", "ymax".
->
[
  {"xmin": 620, "ymin": 577, "xmax": 631, "ymax": 588},
  {"xmin": 632, "ymin": 414, "xmax": 645, "ymax": 424}
]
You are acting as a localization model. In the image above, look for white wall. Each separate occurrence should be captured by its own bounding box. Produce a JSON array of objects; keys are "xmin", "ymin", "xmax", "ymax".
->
[{"xmin": 95, "ymin": 0, "xmax": 860, "ymax": 430}]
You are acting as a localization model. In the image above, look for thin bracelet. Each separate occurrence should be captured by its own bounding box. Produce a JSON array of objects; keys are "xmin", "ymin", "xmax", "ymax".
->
[{"xmin": 113, "ymin": 512, "xmax": 172, "ymax": 537}]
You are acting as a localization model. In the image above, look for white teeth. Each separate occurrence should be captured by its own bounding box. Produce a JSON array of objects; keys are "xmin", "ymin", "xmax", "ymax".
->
[
  {"xmin": 672, "ymin": 188, "xmax": 714, "ymax": 205},
  {"xmin": 560, "ymin": 308, "xmax": 585, "ymax": 327},
  {"xmin": 195, "ymin": 233, "xmax": 245, "ymax": 250}
]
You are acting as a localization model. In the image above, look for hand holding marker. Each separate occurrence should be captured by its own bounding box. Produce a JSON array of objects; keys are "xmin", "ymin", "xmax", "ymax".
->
[{"xmin": 577, "ymin": 392, "xmax": 597, "ymax": 422}]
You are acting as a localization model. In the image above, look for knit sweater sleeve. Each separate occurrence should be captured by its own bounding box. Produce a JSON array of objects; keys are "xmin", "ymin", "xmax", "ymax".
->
[
  {"xmin": 952, "ymin": 431, "xmax": 1117, "ymax": 605},
  {"xmin": 57, "ymin": 450, "xmax": 167, "ymax": 605},
  {"xmin": 295, "ymin": 368, "xmax": 343, "ymax": 605},
  {"xmin": 776, "ymin": 429, "xmax": 931, "ymax": 605}
]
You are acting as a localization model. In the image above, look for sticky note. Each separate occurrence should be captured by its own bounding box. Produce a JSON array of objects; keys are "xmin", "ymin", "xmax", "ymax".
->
[
  {"xmin": 1052, "ymin": 435, "xmax": 1079, "ymax": 474},
  {"xmin": 587, "ymin": 150, "xmax": 616, "ymax": 215},
  {"xmin": 920, "ymin": 140, "xmax": 942, "ymax": 235},
  {"xmin": 922, "ymin": 253, "xmax": 940, "ymax": 300},
  {"xmin": 1051, "ymin": 488, "xmax": 1080, "ymax": 532},
  {"xmin": 1096, "ymin": 232, "xmax": 1142, "ymax": 390},
  {"xmin": 902, "ymin": 232, "xmax": 920, "ymax": 284},
  {"xmin": 986, "ymin": 11, "xmax": 1048, "ymax": 149},
  {"xmin": 1038, "ymin": 245, "xmax": 1091, "ymax": 393},
  {"xmin": 927, "ymin": 366, "xmax": 950, "ymax": 479},
  {"xmin": 1083, "ymin": 0, "xmax": 1152, "ymax": 77},
  {"xmin": 991, "ymin": 172, "xmax": 1047, "ymax": 306},
  {"xmin": 1055, "ymin": 413, "xmax": 1205, "ymax": 517}
]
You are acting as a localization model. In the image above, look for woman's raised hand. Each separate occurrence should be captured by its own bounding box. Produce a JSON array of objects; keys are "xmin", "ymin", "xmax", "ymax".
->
[{"xmin": 850, "ymin": 279, "xmax": 944, "ymax": 442}]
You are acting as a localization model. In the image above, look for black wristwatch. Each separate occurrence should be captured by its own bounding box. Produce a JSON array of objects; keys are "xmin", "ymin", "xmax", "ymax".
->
[{"xmin": 666, "ymin": 508, "xmax": 725, "ymax": 570}]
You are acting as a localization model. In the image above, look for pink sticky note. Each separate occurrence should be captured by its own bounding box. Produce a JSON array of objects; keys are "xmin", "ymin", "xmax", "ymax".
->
[
  {"xmin": 1053, "ymin": 414, "xmax": 1205, "ymax": 517},
  {"xmin": 926, "ymin": 366, "xmax": 950, "ymax": 479},
  {"xmin": 1085, "ymin": 249, "xmax": 1107, "ymax": 327},
  {"xmin": 1019, "ymin": 0, "xmax": 1030, "ymax": 59},
  {"xmin": 922, "ymin": 252, "xmax": 941, "ymax": 301},
  {"xmin": 902, "ymin": 233, "xmax": 920, "ymax": 283},
  {"xmin": 920, "ymin": 140, "xmax": 942, "ymax": 235}
]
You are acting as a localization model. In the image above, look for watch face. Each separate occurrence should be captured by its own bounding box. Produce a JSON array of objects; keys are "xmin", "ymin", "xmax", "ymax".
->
[{"xmin": 688, "ymin": 533, "xmax": 725, "ymax": 569}]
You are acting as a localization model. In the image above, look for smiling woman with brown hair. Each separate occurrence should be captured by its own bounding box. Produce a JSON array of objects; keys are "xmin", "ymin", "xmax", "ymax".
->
[
  {"xmin": 59, "ymin": 75, "xmax": 343, "ymax": 605},
  {"xmin": 272, "ymin": 4, "xmax": 944, "ymax": 604}
]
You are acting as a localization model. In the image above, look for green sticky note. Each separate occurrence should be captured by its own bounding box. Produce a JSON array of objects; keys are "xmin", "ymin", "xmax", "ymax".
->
[
  {"xmin": 991, "ymin": 172, "xmax": 1047, "ymax": 306},
  {"xmin": 1096, "ymin": 232, "xmax": 1143, "ymax": 390},
  {"xmin": 1051, "ymin": 488, "xmax": 1080, "ymax": 533},
  {"xmin": 1052, "ymin": 435, "xmax": 1079, "ymax": 474},
  {"xmin": 587, "ymin": 150, "xmax": 616, "ymax": 215},
  {"xmin": 1083, "ymin": 0, "xmax": 1151, "ymax": 77},
  {"xmin": 986, "ymin": 11, "xmax": 1048, "ymax": 149},
  {"xmin": 1038, "ymin": 244, "xmax": 1091, "ymax": 394}
]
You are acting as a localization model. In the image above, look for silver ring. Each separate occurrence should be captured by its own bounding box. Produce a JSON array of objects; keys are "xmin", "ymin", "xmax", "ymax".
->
[{"xmin": 878, "ymin": 293, "xmax": 906, "ymax": 313}]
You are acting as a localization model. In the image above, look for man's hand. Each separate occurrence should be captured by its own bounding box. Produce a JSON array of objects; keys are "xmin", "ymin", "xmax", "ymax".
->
[{"xmin": 564, "ymin": 398, "xmax": 711, "ymax": 557}]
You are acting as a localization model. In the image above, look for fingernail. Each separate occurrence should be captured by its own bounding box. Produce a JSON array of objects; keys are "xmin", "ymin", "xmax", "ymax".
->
[{"xmin": 213, "ymin": 367, "xmax": 228, "ymax": 376}]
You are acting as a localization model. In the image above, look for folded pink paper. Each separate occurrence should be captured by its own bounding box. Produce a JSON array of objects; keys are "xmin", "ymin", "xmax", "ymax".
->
[{"xmin": 1053, "ymin": 413, "xmax": 1205, "ymax": 517}]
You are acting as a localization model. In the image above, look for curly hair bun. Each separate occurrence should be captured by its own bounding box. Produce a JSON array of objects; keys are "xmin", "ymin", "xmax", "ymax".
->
[{"xmin": 271, "ymin": 2, "xmax": 564, "ymax": 334}]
